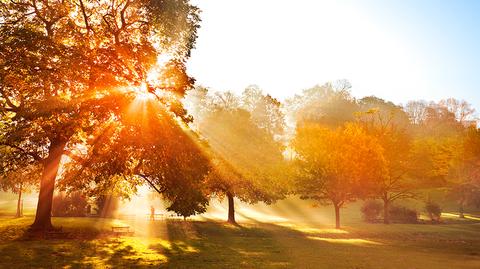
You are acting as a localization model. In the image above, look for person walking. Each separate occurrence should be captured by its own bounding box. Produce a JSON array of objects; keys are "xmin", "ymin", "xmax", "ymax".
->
[{"xmin": 150, "ymin": 206, "xmax": 155, "ymax": 221}]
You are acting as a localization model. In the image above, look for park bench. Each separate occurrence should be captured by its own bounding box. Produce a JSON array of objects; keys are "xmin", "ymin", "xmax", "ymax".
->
[
  {"xmin": 111, "ymin": 226, "xmax": 134, "ymax": 236},
  {"xmin": 45, "ymin": 226, "xmax": 68, "ymax": 239},
  {"xmin": 167, "ymin": 213, "xmax": 182, "ymax": 219},
  {"xmin": 148, "ymin": 213, "xmax": 166, "ymax": 221}
]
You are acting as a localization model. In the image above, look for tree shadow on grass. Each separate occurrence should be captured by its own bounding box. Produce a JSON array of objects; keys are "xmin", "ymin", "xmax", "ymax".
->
[
  {"xmin": 2, "ymin": 217, "xmax": 479, "ymax": 269},
  {"xmin": 0, "ymin": 217, "xmax": 163, "ymax": 268},
  {"xmin": 148, "ymin": 220, "xmax": 292, "ymax": 268},
  {"xmin": 0, "ymin": 218, "xmax": 294, "ymax": 268},
  {"xmin": 0, "ymin": 217, "xmax": 395, "ymax": 268},
  {"xmin": 0, "ymin": 235, "xmax": 171, "ymax": 268}
]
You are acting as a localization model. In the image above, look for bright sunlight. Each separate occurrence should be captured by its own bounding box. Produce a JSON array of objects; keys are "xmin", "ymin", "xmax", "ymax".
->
[{"xmin": 1, "ymin": 1, "xmax": 480, "ymax": 269}]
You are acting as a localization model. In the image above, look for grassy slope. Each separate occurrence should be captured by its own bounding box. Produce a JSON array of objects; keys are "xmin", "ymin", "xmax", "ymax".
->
[{"xmin": 0, "ymin": 215, "xmax": 479, "ymax": 269}]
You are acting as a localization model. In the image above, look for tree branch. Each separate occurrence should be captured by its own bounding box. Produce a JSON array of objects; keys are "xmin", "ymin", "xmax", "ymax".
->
[
  {"xmin": 0, "ymin": 142, "xmax": 43, "ymax": 162},
  {"xmin": 77, "ymin": 0, "xmax": 92, "ymax": 34},
  {"xmin": 137, "ymin": 173, "xmax": 165, "ymax": 194}
]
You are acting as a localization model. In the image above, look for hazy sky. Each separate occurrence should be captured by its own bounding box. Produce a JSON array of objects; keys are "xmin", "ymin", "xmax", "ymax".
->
[{"xmin": 187, "ymin": 0, "xmax": 480, "ymax": 111}]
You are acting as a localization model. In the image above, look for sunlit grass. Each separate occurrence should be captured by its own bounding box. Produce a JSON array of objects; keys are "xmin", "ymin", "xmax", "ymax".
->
[
  {"xmin": 306, "ymin": 236, "xmax": 383, "ymax": 245},
  {"xmin": 276, "ymin": 223, "xmax": 349, "ymax": 234},
  {"xmin": 1, "ymin": 195, "xmax": 480, "ymax": 268},
  {"xmin": 442, "ymin": 212, "xmax": 480, "ymax": 221},
  {"xmin": 1, "ymin": 208, "xmax": 479, "ymax": 269}
]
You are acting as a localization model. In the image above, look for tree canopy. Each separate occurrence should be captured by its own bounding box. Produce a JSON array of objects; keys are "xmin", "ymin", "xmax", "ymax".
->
[
  {"xmin": 0, "ymin": 0, "xmax": 203, "ymax": 230},
  {"xmin": 293, "ymin": 122, "xmax": 386, "ymax": 228},
  {"xmin": 185, "ymin": 87, "xmax": 287, "ymax": 224}
]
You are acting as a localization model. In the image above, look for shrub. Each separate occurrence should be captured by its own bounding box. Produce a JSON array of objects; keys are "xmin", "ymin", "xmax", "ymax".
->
[
  {"xmin": 52, "ymin": 192, "xmax": 88, "ymax": 217},
  {"xmin": 389, "ymin": 205, "xmax": 418, "ymax": 223},
  {"xmin": 361, "ymin": 200, "xmax": 383, "ymax": 222},
  {"xmin": 425, "ymin": 200, "xmax": 442, "ymax": 222}
]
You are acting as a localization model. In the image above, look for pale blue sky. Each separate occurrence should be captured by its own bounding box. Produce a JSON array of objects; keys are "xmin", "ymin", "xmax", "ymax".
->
[{"xmin": 187, "ymin": 0, "xmax": 480, "ymax": 111}]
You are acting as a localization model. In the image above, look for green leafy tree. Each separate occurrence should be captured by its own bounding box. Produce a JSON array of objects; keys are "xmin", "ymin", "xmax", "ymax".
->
[
  {"xmin": 241, "ymin": 85, "xmax": 285, "ymax": 137},
  {"xmin": 51, "ymin": 191, "xmax": 88, "ymax": 217},
  {"xmin": 0, "ymin": 0, "xmax": 201, "ymax": 230},
  {"xmin": 284, "ymin": 80, "xmax": 358, "ymax": 129},
  {"xmin": 187, "ymin": 89, "xmax": 287, "ymax": 224},
  {"xmin": 61, "ymin": 100, "xmax": 212, "ymax": 219}
]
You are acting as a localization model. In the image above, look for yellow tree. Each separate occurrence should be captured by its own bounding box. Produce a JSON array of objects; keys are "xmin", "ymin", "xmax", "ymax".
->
[
  {"xmin": 409, "ymin": 136, "xmax": 460, "ymax": 187},
  {"xmin": 292, "ymin": 122, "xmax": 386, "ymax": 229},
  {"xmin": 449, "ymin": 126, "xmax": 480, "ymax": 217},
  {"xmin": 357, "ymin": 96, "xmax": 415, "ymax": 224},
  {"xmin": 0, "ymin": 164, "xmax": 40, "ymax": 217}
]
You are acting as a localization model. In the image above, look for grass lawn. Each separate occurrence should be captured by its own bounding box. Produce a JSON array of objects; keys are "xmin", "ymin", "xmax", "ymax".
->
[{"xmin": 0, "ymin": 214, "xmax": 479, "ymax": 269}]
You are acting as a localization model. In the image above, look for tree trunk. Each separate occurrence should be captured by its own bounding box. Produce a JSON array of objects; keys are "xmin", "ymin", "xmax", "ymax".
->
[
  {"xmin": 227, "ymin": 192, "xmax": 236, "ymax": 224},
  {"xmin": 31, "ymin": 139, "xmax": 67, "ymax": 231},
  {"xmin": 383, "ymin": 199, "xmax": 390, "ymax": 224},
  {"xmin": 15, "ymin": 183, "xmax": 23, "ymax": 218},
  {"xmin": 459, "ymin": 202, "xmax": 465, "ymax": 218},
  {"xmin": 334, "ymin": 203, "xmax": 341, "ymax": 229}
]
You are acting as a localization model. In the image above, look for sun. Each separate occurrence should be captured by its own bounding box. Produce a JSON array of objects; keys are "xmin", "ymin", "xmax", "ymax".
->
[{"xmin": 132, "ymin": 83, "xmax": 155, "ymax": 102}]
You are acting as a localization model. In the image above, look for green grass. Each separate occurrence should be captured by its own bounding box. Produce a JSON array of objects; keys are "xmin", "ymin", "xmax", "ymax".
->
[{"xmin": 0, "ymin": 214, "xmax": 479, "ymax": 269}]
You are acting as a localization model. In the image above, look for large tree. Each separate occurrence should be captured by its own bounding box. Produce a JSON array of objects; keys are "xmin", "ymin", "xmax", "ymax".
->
[
  {"xmin": 284, "ymin": 80, "xmax": 358, "ymax": 130},
  {"xmin": 186, "ymin": 88, "xmax": 287, "ymax": 224},
  {"xmin": 0, "ymin": 116, "xmax": 41, "ymax": 217},
  {"xmin": 241, "ymin": 85, "xmax": 285, "ymax": 137},
  {"xmin": 409, "ymin": 135, "xmax": 461, "ymax": 188},
  {"xmin": 448, "ymin": 126, "xmax": 480, "ymax": 217},
  {"xmin": 438, "ymin": 98, "xmax": 477, "ymax": 125},
  {"xmin": 0, "ymin": 163, "xmax": 40, "ymax": 217},
  {"xmin": 292, "ymin": 122, "xmax": 386, "ymax": 229},
  {"xmin": 406, "ymin": 100, "xmax": 465, "ymax": 137},
  {"xmin": 406, "ymin": 99, "xmax": 478, "ymax": 216},
  {"xmin": 60, "ymin": 99, "xmax": 212, "ymax": 219},
  {"xmin": 357, "ymin": 96, "xmax": 415, "ymax": 224},
  {"xmin": 0, "ymin": 0, "xmax": 201, "ymax": 230}
]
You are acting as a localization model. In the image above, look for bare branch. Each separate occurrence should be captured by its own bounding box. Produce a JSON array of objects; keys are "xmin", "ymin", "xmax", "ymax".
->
[{"xmin": 78, "ymin": 0, "xmax": 92, "ymax": 34}]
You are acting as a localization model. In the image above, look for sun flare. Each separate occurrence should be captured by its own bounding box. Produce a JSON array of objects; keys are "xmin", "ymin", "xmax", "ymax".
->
[{"xmin": 132, "ymin": 83, "xmax": 155, "ymax": 102}]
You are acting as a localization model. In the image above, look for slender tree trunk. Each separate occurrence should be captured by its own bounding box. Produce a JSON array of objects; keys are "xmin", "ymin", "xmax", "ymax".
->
[
  {"xmin": 227, "ymin": 192, "xmax": 236, "ymax": 224},
  {"xmin": 31, "ymin": 139, "xmax": 67, "ymax": 231},
  {"xmin": 15, "ymin": 183, "xmax": 23, "ymax": 218},
  {"xmin": 383, "ymin": 199, "xmax": 390, "ymax": 224},
  {"xmin": 334, "ymin": 203, "xmax": 341, "ymax": 229}
]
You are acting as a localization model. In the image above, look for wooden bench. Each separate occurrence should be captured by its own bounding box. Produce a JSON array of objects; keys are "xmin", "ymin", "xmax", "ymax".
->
[
  {"xmin": 45, "ymin": 226, "xmax": 68, "ymax": 239},
  {"xmin": 149, "ymin": 213, "xmax": 166, "ymax": 221},
  {"xmin": 111, "ymin": 226, "xmax": 134, "ymax": 236},
  {"xmin": 167, "ymin": 213, "xmax": 185, "ymax": 220}
]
